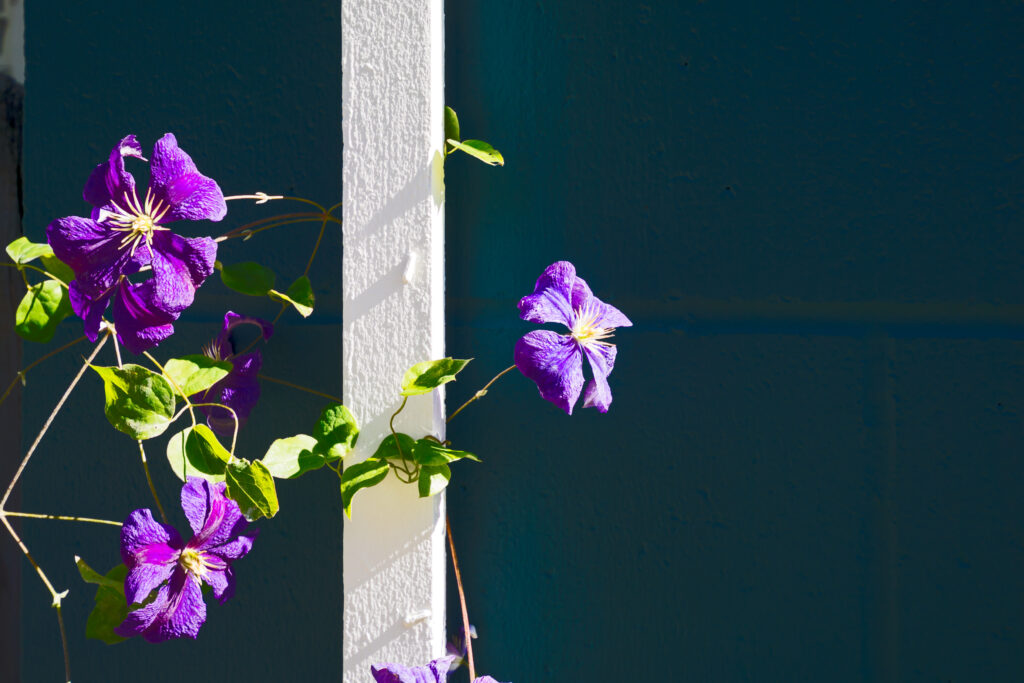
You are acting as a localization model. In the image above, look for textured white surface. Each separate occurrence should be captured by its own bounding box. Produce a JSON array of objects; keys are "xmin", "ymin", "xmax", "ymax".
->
[{"xmin": 341, "ymin": 0, "xmax": 446, "ymax": 680}]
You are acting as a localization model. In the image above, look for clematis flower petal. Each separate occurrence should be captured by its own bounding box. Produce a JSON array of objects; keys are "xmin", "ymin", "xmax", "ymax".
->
[
  {"xmin": 119, "ymin": 508, "xmax": 184, "ymax": 605},
  {"xmin": 517, "ymin": 260, "xmax": 577, "ymax": 326},
  {"xmin": 82, "ymin": 134, "xmax": 143, "ymax": 209},
  {"xmin": 123, "ymin": 544, "xmax": 179, "ymax": 606},
  {"xmin": 180, "ymin": 479, "xmax": 244, "ymax": 548},
  {"xmin": 149, "ymin": 133, "xmax": 227, "ymax": 222},
  {"xmin": 196, "ymin": 311, "xmax": 273, "ymax": 435},
  {"xmin": 214, "ymin": 311, "xmax": 274, "ymax": 359},
  {"xmin": 371, "ymin": 656, "xmax": 456, "ymax": 683},
  {"xmin": 120, "ymin": 508, "xmax": 182, "ymax": 562},
  {"xmin": 473, "ymin": 678, "xmax": 510, "ymax": 683},
  {"xmin": 117, "ymin": 479, "xmax": 255, "ymax": 643},
  {"xmin": 110, "ymin": 280, "xmax": 178, "ymax": 354},
  {"xmin": 200, "ymin": 558, "xmax": 236, "ymax": 604},
  {"xmin": 514, "ymin": 330, "xmax": 585, "ymax": 415},
  {"xmin": 46, "ymin": 216, "xmax": 141, "ymax": 298},
  {"xmin": 200, "ymin": 351, "xmax": 262, "ymax": 435},
  {"xmin": 68, "ymin": 281, "xmax": 110, "ymax": 342},
  {"xmin": 115, "ymin": 568, "xmax": 206, "ymax": 643},
  {"xmin": 147, "ymin": 231, "xmax": 218, "ymax": 313},
  {"xmin": 581, "ymin": 342, "xmax": 617, "ymax": 413},
  {"xmin": 207, "ymin": 528, "xmax": 258, "ymax": 562}
]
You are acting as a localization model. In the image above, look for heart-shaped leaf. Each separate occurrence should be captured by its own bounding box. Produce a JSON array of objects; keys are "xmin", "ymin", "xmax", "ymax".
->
[
  {"xmin": 400, "ymin": 358, "xmax": 471, "ymax": 396},
  {"xmin": 91, "ymin": 364, "xmax": 177, "ymax": 440}
]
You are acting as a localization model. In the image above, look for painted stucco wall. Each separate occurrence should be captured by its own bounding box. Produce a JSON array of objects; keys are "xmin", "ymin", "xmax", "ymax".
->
[
  {"xmin": 444, "ymin": 2, "xmax": 1024, "ymax": 681},
  {"xmin": 19, "ymin": 2, "xmax": 343, "ymax": 680}
]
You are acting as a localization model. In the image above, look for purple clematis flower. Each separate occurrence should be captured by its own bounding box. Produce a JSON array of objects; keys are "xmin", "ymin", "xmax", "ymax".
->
[
  {"xmin": 371, "ymin": 657, "xmax": 456, "ymax": 683},
  {"xmin": 371, "ymin": 658, "xmax": 508, "ymax": 683},
  {"xmin": 46, "ymin": 134, "xmax": 225, "ymax": 353},
  {"xmin": 446, "ymin": 623, "xmax": 478, "ymax": 671},
  {"xmin": 514, "ymin": 261, "xmax": 632, "ymax": 414},
  {"xmin": 115, "ymin": 478, "xmax": 257, "ymax": 643},
  {"xmin": 195, "ymin": 311, "xmax": 273, "ymax": 436}
]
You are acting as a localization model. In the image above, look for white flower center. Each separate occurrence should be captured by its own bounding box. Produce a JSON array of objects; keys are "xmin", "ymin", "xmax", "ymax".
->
[
  {"xmin": 178, "ymin": 548, "xmax": 210, "ymax": 578},
  {"xmin": 569, "ymin": 301, "xmax": 615, "ymax": 347},
  {"xmin": 103, "ymin": 187, "xmax": 172, "ymax": 258},
  {"xmin": 201, "ymin": 340, "xmax": 223, "ymax": 361}
]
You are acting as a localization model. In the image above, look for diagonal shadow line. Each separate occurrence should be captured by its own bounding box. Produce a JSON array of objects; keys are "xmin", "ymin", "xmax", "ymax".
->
[{"xmin": 348, "ymin": 163, "xmax": 433, "ymax": 246}]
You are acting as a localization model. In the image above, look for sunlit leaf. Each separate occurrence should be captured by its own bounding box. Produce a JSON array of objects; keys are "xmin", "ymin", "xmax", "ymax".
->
[
  {"xmin": 91, "ymin": 364, "xmax": 177, "ymax": 440},
  {"xmin": 15, "ymin": 280, "xmax": 72, "ymax": 343},
  {"xmin": 163, "ymin": 355, "xmax": 232, "ymax": 397},
  {"xmin": 269, "ymin": 275, "xmax": 314, "ymax": 317},
  {"xmin": 340, "ymin": 458, "xmax": 390, "ymax": 518},
  {"xmin": 225, "ymin": 459, "xmax": 279, "ymax": 520},
  {"xmin": 417, "ymin": 464, "xmax": 451, "ymax": 497},
  {"xmin": 261, "ymin": 434, "xmax": 323, "ymax": 479},
  {"xmin": 400, "ymin": 358, "xmax": 472, "ymax": 396},
  {"xmin": 166, "ymin": 425, "xmax": 232, "ymax": 483},
  {"xmin": 446, "ymin": 139, "xmax": 504, "ymax": 166},
  {"xmin": 313, "ymin": 403, "xmax": 359, "ymax": 461}
]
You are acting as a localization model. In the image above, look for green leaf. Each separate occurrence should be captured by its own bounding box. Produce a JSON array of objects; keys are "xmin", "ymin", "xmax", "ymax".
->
[
  {"xmin": 75, "ymin": 556, "xmax": 122, "ymax": 590},
  {"xmin": 312, "ymin": 403, "xmax": 359, "ymax": 461},
  {"xmin": 269, "ymin": 275, "xmax": 315, "ymax": 317},
  {"xmin": 220, "ymin": 261, "xmax": 276, "ymax": 296},
  {"xmin": 372, "ymin": 432, "xmax": 416, "ymax": 462},
  {"xmin": 166, "ymin": 425, "xmax": 232, "ymax": 483},
  {"xmin": 418, "ymin": 464, "xmax": 451, "ymax": 497},
  {"xmin": 340, "ymin": 458, "xmax": 390, "ymax": 518},
  {"xmin": 6, "ymin": 236, "xmax": 53, "ymax": 264},
  {"xmin": 411, "ymin": 439, "xmax": 480, "ymax": 466},
  {"xmin": 76, "ymin": 558, "xmax": 129, "ymax": 645},
  {"xmin": 444, "ymin": 106, "xmax": 461, "ymax": 147},
  {"xmin": 400, "ymin": 358, "xmax": 472, "ymax": 396},
  {"xmin": 15, "ymin": 280, "xmax": 72, "ymax": 343},
  {"xmin": 91, "ymin": 364, "xmax": 177, "ymax": 440},
  {"xmin": 41, "ymin": 254, "xmax": 75, "ymax": 284},
  {"xmin": 163, "ymin": 355, "xmax": 233, "ymax": 397},
  {"xmin": 225, "ymin": 459, "xmax": 279, "ymax": 520},
  {"xmin": 446, "ymin": 139, "xmax": 504, "ymax": 166},
  {"xmin": 261, "ymin": 434, "xmax": 323, "ymax": 479}
]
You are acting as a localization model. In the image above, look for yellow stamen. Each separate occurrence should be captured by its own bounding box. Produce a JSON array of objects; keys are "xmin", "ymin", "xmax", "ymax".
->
[
  {"xmin": 569, "ymin": 302, "xmax": 616, "ymax": 347},
  {"xmin": 104, "ymin": 189, "xmax": 171, "ymax": 257},
  {"xmin": 178, "ymin": 548, "xmax": 210, "ymax": 578}
]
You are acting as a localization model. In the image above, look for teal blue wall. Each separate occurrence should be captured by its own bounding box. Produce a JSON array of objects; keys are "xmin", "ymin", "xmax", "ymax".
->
[
  {"xmin": 21, "ymin": 2, "xmax": 343, "ymax": 680},
  {"xmin": 16, "ymin": 1, "xmax": 1024, "ymax": 682},
  {"xmin": 444, "ymin": 2, "xmax": 1024, "ymax": 681}
]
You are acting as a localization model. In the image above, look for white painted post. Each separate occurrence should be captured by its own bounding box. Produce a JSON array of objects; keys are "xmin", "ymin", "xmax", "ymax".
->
[{"xmin": 341, "ymin": 0, "xmax": 446, "ymax": 680}]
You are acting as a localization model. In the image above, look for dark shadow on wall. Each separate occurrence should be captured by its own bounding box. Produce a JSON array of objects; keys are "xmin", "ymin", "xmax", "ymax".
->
[{"xmin": 0, "ymin": 72, "xmax": 23, "ymax": 683}]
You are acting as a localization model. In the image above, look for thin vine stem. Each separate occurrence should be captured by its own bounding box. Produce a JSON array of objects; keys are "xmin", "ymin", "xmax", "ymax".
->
[
  {"xmin": 4, "ymin": 511, "xmax": 122, "ymax": 527},
  {"xmin": 56, "ymin": 603, "xmax": 70, "ymax": 683},
  {"xmin": 256, "ymin": 373, "xmax": 342, "ymax": 404},
  {"xmin": 190, "ymin": 402, "xmax": 240, "ymax": 456},
  {"xmin": 0, "ymin": 330, "xmax": 110, "ymax": 683},
  {"xmin": 0, "ymin": 335, "xmax": 87, "ymax": 409},
  {"xmin": 447, "ymin": 364, "xmax": 517, "ymax": 424},
  {"xmin": 0, "ymin": 261, "xmax": 70, "ymax": 286},
  {"xmin": 277, "ymin": 196, "xmax": 327, "ymax": 212},
  {"xmin": 303, "ymin": 216, "xmax": 330, "ymax": 276},
  {"xmin": 387, "ymin": 396, "xmax": 415, "ymax": 473},
  {"xmin": 1, "ymin": 331, "xmax": 109, "ymax": 511},
  {"xmin": 137, "ymin": 441, "xmax": 168, "ymax": 524},
  {"xmin": 223, "ymin": 192, "xmax": 283, "ymax": 203},
  {"xmin": 142, "ymin": 350, "xmax": 196, "ymax": 425},
  {"xmin": 446, "ymin": 514, "xmax": 476, "ymax": 681},
  {"xmin": 215, "ymin": 213, "xmax": 329, "ymax": 242}
]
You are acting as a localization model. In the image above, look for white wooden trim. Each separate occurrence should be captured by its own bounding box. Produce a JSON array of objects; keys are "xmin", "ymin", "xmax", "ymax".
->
[{"xmin": 341, "ymin": 0, "xmax": 446, "ymax": 680}]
